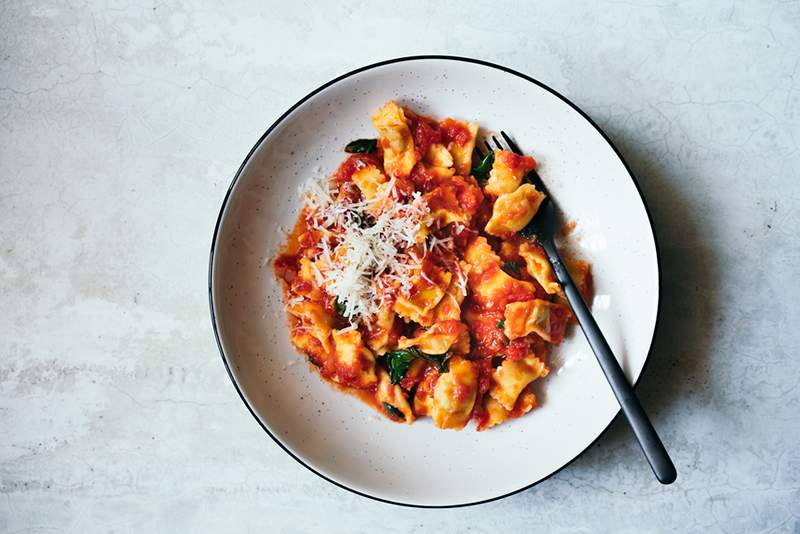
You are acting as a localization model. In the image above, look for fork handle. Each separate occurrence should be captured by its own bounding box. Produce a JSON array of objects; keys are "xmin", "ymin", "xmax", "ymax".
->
[{"xmin": 540, "ymin": 238, "xmax": 677, "ymax": 484}]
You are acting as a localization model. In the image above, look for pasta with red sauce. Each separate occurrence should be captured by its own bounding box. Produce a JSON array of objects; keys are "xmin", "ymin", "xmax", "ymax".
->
[{"xmin": 274, "ymin": 101, "xmax": 591, "ymax": 430}]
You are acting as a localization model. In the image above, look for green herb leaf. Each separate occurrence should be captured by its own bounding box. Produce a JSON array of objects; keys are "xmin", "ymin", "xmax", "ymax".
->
[
  {"xmin": 497, "ymin": 319, "xmax": 505, "ymax": 329},
  {"xmin": 416, "ymin": 349, "xmax": 452, "ymax": 373},
  {"xmin": 502, "ymin": 261, "xmax": 521, "ymax": 275},
  {"xmin": 385, "ymin": 347, "xmax": 451, "ymax": 382},
  {"xmin": 344, "ymin": 138, "xmax": 377, "ymax": 154},
  {"xmin": 384, "ymin": 349, "xmax": 416, "ymax": 384},
  {"xmin": 471, "ymin": 151, "xmax": 494, "ymax": 182},
  {"xmin": 382, "ymin": 402, "xmax": 404, "ymax": 420},
  {"xmin": 334, "ymin": 297, "xmax": 347, "ymax": 317}
]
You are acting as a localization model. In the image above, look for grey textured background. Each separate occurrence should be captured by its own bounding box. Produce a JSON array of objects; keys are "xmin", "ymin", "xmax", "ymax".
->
[{"xmin": 2, "ymin": 1, "xmax": 799, "ymax": 532}]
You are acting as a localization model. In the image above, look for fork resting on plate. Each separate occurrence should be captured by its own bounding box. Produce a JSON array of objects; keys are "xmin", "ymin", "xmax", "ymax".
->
[{"xmin": 478, "ymin": 132, "xmax": 677, "ymax": 485}]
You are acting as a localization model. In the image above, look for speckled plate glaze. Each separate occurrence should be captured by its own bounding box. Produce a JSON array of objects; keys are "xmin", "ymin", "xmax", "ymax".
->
[{"xmin": 209, "ymin": 56, "xmax": 660, "ymax": 507}]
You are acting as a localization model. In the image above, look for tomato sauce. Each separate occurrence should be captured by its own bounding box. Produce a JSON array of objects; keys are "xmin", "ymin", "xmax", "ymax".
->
[
  {"xmin": 408, "ymin": 113, "xmax": 442, "ymax": 160},
  {"xmin": 409, "ymin": 162, "xmax": 436, "ymax": 192},
  {"xmin": 452, "ymin": 379, "xmax": 472, "ymax": 403},
  {"xmin": 547, "ymin": 304, "xmax": 570, "ymax": 344},
  {"xmin": 470, "ymin": 358, "xmax": 494, "ymax": 430},
  {"xmin": 472, "ymin": 401, "xmax": 489, "ymax": 430},
  {"xmin": 335, "ymin": 181, "xmax": 361, "ymax": 206},
  {"xmin": 531, "ymin": 279, "xmax": 549, "ymax": 300},
  {"xmin": 503, "ymin": 279, "xmax": 537, "ymax": 306},
  {"xmin": 393, "ymin": 176, "xmax": 416, "ymax": 199},
  {"xmin": 399, "ymin": 359, "xmax": 429, "ymax": 390},
  {"xmin": 508, "ymin": 386, "xmax": 538, "ymax": 418},
  {"xmin": 505, "ymin": 339, "xmax": 529, "ymax": 361},
  {"xmin": 274, "ymin": 252, "xmax": 300, "ymax": 284},
  {"xmin": 498, "ymin": 150, "xmax": 537, "ymax": 173},
  {"xmin": 464, "ymin": 300, "xmax": 507, "ymax": 357},
  {"xmin": 450, "ymin": 225, "xmax": 479, "ymax": 253},
  {"xmin": 333, "ymin": 358, "xmax": 369, "ymax": 388},
  {"xmin": 334, "ymin": 153, "xmax": 381, "ymax": 183},
  {"xmin": 424, "ymin": 181, "xmax": 459, "ymax": 213},
  {"xmin": 414, "ymin": 366, "xmax": 441, "ymax": 415},
  {"xmin": 475, "ymin": 358, "xmax": 493, "ymax": 395},
  {"xmin": 294, "ymin": 335, "xmax": 326, "ymax": 369},
  {"xmin": 433, "ymin": 320, "xmax": 468, "ymax": 339},
  {"xmin": 290, "ymin": 277, "xmax": 312, "ymax": 294},
  {"xmin": 455, "ymin": 176, "xmax": 484, "ymax": 214},
  {"xmin": 274, "ymin": 215, "xmax": 312, "ymax": 286},
  {"xmin": 318, "ymin": 288, "xmax": 339, "ymax": 317},
  {"xmin": 295, "ymin": 227, "xmax": 315, "ymax": 249},
  {"xmin": 439, "ymin": 118, "xmax": 471, "ymax": 147},
  {"xmin": 422, "ymin": 176, "xmax": 483, "ymax": 230},
  {"xmin": 474, "ymin": 195, "xmax": 494, "ymax": 229},
  {"xmin": 420, "ymin": 256, "xmax": 450, "ymax": 288},
  {"xmin": 581, "ymin": 269, "xmax": 594, "ymax": 304}
]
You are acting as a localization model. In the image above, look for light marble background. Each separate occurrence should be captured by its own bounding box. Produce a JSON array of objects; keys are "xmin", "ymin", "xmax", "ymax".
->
[{"xmin": 1, "ymin": 1, "xmax": 799, "ymax": 532}]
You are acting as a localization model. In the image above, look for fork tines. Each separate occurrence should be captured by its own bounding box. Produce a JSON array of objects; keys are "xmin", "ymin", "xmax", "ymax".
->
[
  {"xmin": 500, "ymin": 131, "xmax": 522, "ymax": 154},
  {"xmin": 489, "ymin": 131, "xmax": 549, "ymax": 197},
  {"xmin": 473, "ymin": 131, "xmax": 548, "ymax": 196}
]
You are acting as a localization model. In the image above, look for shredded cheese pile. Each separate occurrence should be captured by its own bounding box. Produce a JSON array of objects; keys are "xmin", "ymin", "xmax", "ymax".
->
[{"xmin": 300, "ymin": 173, "xmax": 431, "ymax": 323}]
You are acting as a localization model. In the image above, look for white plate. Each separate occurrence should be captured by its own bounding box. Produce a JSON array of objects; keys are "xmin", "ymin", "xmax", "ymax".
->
[{"xmin": 209, "ymin": 56, "xmax": 660, "ymax": 507}]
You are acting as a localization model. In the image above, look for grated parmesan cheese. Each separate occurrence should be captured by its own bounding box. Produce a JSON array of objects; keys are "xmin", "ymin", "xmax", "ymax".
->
[{"xmin": 299, "ymin": 173, "xmax": 431, "ymax": 324}]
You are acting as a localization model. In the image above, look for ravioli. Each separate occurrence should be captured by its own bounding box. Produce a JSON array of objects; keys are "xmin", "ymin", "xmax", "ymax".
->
[{"xmin": 274, "ymin": 101, "xmax": 591, "ymax": 431}]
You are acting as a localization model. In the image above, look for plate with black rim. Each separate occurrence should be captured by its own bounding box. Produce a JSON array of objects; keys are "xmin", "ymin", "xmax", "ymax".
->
[{"xmin": 209, "ymin": 55, "xmax": 660, "ymax": 507}]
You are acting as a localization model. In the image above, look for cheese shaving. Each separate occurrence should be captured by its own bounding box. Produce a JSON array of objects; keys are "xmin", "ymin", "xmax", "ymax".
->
[{"xmin": 299, "ymin": 173, "xmax": 430, "ymax": 324}]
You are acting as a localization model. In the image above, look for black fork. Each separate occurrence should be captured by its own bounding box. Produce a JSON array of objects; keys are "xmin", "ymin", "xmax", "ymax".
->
[{"xmin": 480, "ymin": 132, "xmax": 677, "ymax": 485}]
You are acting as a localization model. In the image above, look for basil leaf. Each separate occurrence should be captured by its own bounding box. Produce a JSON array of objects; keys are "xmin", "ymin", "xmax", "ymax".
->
[
  {"xmin": 334, "ymin": 297, "xmax": 347, "ymax": 316},
  {"xmin": 382, "ymin": 402, "xmax": 404, "ymax": 420},
  {"xmin": 471, "ymin": 151, "xmax": 494, "ymax": 182},
  {"xmin": 345, "ymin": 138, "xmax": 377, "ymax": 154},
  {"xmin": 497, "ymin": 319, "xmax": 505, "ymax": 329},
  {"xmin": 503, "ymin": 261, "xmax": 521, "ymax": 275},
  {"xmin": 385, "ymin": 349, "xmax": 416, "ymax": 384},
  {"xmin": 416, "ymin": 350, "xmax": 452, "ymax": 373},
  {"xmin": 385, "ymin": 347, "xmax": 451, "ymax": 381}
]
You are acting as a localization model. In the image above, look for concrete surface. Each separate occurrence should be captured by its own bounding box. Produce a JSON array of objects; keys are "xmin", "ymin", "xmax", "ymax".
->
[{"xmin": 1, "ymin": 1, "xmax": 799, "ymax": 532}]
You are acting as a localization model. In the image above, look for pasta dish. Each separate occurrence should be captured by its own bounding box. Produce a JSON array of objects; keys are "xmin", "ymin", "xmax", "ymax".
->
[{"xmin": 274, "ymin": 101, "xmax": 591, "ymax": 430}]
